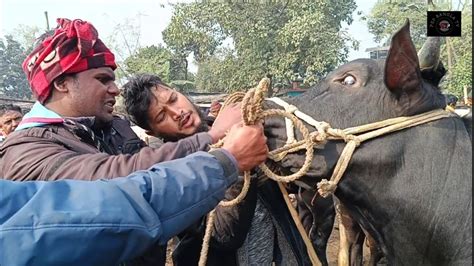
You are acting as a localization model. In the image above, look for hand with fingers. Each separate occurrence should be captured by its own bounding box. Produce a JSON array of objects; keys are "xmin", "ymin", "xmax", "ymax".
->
[
  {"xmin": 222, "ymin": 122, "xmax": 268, "ymax": 172},
  {"xmin": 208, "ymin": 103, "xmax": 242, "ymax": 143}
]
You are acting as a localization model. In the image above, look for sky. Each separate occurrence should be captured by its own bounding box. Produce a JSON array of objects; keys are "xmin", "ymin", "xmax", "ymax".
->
[{"xmin": 0, "ymin": 0, "xmax": 379, "ymax": 72}]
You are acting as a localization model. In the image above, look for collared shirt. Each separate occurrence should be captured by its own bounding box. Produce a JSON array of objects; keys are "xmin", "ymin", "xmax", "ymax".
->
[{"xmin": 16, "ymin": 101, "xmax": 64, "ymax": 131}]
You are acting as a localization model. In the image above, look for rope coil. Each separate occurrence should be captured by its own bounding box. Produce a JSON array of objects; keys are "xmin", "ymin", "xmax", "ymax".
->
[{"xmin": 199, "ymin": 79, "xmax": 272, "ymax": 266}]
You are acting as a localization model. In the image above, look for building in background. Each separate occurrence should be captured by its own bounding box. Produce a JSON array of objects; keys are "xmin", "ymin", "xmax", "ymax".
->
[
  {"xmin": 366, "ymin": 45, "xmax": 390, "ymax": 59},
  {"xmin": 0, "ymin": 97, "xmax": 34, "ymax": 114},
  {"xmin": 187, "ymin": 92, "xmax": 228, "ymax": 115}
]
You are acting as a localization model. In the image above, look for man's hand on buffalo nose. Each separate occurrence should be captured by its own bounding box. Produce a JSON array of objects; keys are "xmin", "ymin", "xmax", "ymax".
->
[
  {"xmin": 208, "ymin": 103, "xmax": 243, "ymax": 143},
  {"xmin": 222, "ymin": 122, "xmax": 268, "ymax": 172}
]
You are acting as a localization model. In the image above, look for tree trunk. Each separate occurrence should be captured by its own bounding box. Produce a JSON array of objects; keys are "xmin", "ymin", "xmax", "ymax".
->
[
  {"xmin": 464, "ymin": 85, "xmax": 469, "ymax": 105},
  {"xmin": 184, "ymin": 58, "xmax": 188, "ymax": 80},
  {"xmin": 446, "ymin": 38, "xmax": 453, "ymax": 74},
  {"xmin": 266, "ymin": 73, "xmax": 273, "ymax": 98}
]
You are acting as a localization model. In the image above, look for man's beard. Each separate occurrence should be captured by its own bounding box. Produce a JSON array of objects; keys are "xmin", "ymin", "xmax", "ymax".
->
[{"xmin": 158, "ymin": 104, "xmax": 209, "ymax": 142}]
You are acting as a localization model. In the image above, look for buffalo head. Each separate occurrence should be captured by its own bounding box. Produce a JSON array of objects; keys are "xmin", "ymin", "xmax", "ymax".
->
[{"xmin": 264, "ymin": 19, "xmax": 447, "ymax": 185}]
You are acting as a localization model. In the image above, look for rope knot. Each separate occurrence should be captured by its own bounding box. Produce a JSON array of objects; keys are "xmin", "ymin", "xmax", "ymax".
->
[
  {"xmin": 316, "ymin": 179, "xmax": 337, "ymax": 198},
  {"xmin": 310, "ymin": 131, "xmax": 326, "ymax": 143},
  {"xmin": 285, "ymin": 104, "xmax": 298, "ymax": 114},
  {"xmin": 313, "ymin": 122, "xmax": 330, "ymax": 143},
  {"xmin": 268, "ymin": 152, "xmax": 287, "ymax": 162},
  {"xmin": 343, "ymin": 135, "xmax": 361, "ymax": 146},
  {"xmin": 328, "ymin": 128, "xmax": 345, "ymax": 138}
]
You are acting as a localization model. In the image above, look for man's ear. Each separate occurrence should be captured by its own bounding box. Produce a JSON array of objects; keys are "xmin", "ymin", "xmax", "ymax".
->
[{"xmin": 52, "ymin": 76, "xmax": 75, "ymax": 93}]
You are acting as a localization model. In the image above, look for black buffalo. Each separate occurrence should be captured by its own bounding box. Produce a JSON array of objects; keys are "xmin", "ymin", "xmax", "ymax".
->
[{"xmin": 264, "ymin": 20, "xmax": 472, "ymax": 265}]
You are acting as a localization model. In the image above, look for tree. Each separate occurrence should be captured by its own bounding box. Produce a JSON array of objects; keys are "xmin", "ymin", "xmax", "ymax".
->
[
  {"xmin": 124, "ymin": 45, "xmax": 173, "ymax": 81},
  {"xmin": 0, "ymin": 25, "xmax": 40, "ymax": 100},
  {"xmin": 9, "ymin": 25, "xmax": 41, "ymax": 53},
  {"xmin": 443, "ymin": 2, "xmax": 472, "ymax": 97},
  {"xmin": 194, "ymin": 48, "xmax": 243, "ymax": 92},
  {"xmin": 104, "ymin": 14, "xmax": 144, "ymax": 85},
  {"xmin": 364, "ymin": 0, "xmax": 438, "ymax": 48},
  {"xmin": 163, "ymin": 1, "xmax": 358, "ymax": 93},
  {"xmin": 123, "ymin": 45, "xmax": 195, "ymax": 90},
  {"xmin": 0, "ymin": 35, "xmax": 32, "ymax": 99},
  {"xmin": 365, "ymin": 0, "xmax": 472, "ymax": 98},
  {"xmin": 103, "ymin": 13, "xmax": 194, "ymax": 89}
]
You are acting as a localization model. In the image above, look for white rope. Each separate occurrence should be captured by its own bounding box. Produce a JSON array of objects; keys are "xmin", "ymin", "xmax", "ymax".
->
[{"xmin": 266, "ymin": 97, "xmax": 453, "ymax": 197}]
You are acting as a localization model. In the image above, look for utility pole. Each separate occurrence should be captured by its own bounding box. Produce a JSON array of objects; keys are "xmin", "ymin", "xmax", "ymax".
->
[{"xmin": 44, "ymin": 11, "xmax": 50, "ymax": 31}]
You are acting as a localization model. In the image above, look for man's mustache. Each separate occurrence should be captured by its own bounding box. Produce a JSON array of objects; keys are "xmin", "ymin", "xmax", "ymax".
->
[{"xmin": 178, "ymin": 111, "xmax": 192, "ymax": 129}]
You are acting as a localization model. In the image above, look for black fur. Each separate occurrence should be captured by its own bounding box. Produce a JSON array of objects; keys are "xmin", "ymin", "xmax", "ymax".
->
[{"xmin": 264, "ymin": 21, "xmax": 472, "ymax": 264}]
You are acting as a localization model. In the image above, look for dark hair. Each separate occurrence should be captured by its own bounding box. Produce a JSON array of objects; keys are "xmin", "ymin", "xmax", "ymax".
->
[
  {"xmin": 122, "ymin": 74, "xmax": 208, "ymax": 139},
  {"xmin": 0, "ymin": 104, "xmax": 22, "ymax": 116},
  {"xmin": 445, "ymin": 94, "xmax": 458, "ymax": 107},
  {"xmin": 122, "ymin": 74, "xmax": 165, "ymax": 130}
]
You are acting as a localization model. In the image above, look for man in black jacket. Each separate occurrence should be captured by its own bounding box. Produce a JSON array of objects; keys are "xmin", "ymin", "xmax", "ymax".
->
[{"xmin": 123, "ymin": 73, "xmax": 312, "ymax": 265}]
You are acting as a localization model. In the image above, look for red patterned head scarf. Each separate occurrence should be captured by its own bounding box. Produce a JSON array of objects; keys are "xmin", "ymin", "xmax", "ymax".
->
[{"xmin": 22, "ymin": 18, "xmax": 117, "ymax": 103}]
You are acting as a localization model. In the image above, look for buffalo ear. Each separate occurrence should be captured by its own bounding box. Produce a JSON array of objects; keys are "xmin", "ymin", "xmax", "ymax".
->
[{"xmin": 384, "ymin": 19, "xmax": 422, "ymax": 99}]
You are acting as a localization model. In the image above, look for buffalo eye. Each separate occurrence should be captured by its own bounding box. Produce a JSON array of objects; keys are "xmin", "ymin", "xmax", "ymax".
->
[{"xmin": 341, "ymin": 75, "xmax": 356, "ymax": 85}]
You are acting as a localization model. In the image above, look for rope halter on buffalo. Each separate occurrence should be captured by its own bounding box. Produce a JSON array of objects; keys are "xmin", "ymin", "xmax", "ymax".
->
[{"xmin": 198, "ymin": 77, "xmax": 452, "ymax": 266}]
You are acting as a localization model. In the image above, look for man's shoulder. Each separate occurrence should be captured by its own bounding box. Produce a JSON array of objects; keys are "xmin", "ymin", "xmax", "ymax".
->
[
  {"xmin": 1, "ymin": 125, "xmax": 75, "ymax": 148},
  {"xmin": 0, "ymin": 126, "xmax": 55, "ymax": 152},
  {"xmin": 6, "ymin": 126, "xmax": 53, "ymax": 140}
]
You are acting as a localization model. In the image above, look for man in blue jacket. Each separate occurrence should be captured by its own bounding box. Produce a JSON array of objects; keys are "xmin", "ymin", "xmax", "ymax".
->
[
  {"xmin": 0, "ymin": 17, "xmax": 269, "ymax": 266},
  {"xmin": 1, "ymin": 119, "xmax": 267, "ymax": 265}
]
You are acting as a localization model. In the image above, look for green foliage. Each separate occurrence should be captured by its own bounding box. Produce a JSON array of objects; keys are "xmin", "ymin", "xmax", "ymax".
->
[
  {"xmin": 9, "ymin": 25, "xmax": 41, "ymax": 53},
  {"xmin": 123, "ymin": 45, "xmax": 195, "ymax": 90},
  {"xmin": 105, "ymin": 15, "xmax": 142, "ymax": 63},
  {"xmin": 103, "ymin": 15, "xmax": 144, "ymax": 85},
  {"xmin": 0, "ymin": 25, "xmax": 39, "ymax": 100},
  {"xmin": 195, "ymin": 48, "xmax": 252, "ymax": 92},
  {"xmin": 169, "ymin": 80, "xmax": 196, "ymax": 93},
  {"xmin": 104, "ymin": 14, "xmax": 193, "ymax": 88},
  {"xmin": 124, "ymin": 45, "xmax": 173, "ymax": 82},
  {"xmin": 163, "ymin": 4, "xmax": 229, "ymax": 62},
  {"xmin": 0, "ymin": 35, "xmax": 32, "ymax": 99},
  {"xmin": 446, "ymin": 54, "xmax": 472, "ymax": 97},
  {"xmin": 365, "ymin": 0, "xmax": 472, "ymax": 99},
  {"xmin": 364, "ymin": 1, "xmax": 434, "ymax": 47},
  {"xmin": 443, "ymin": 6, "xmax": 472, "ymax": 97},
  {"xmin": 164, "ymin": 1, "xmax": 358, "ymax": 92}
]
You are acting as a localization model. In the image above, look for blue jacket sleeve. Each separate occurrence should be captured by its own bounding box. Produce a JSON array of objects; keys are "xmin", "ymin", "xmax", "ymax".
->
[{"xmin": 0, "ymin": 151, "xmax": 238, "ymax": 266}]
